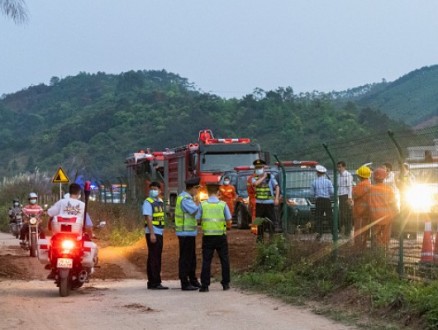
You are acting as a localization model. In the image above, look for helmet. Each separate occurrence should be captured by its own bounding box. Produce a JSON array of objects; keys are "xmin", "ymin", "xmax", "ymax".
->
[
  {"xmin": 356, "ymin": 166, "xmax": 371, "ymax": 179},
  {"xmin": 373, "ymin": 167, "xmax": 387, "ymax": 181},
  {"xmin": 28, "ymin": 192, "xmax": 38, "ymax": 200},
  {"xmin": 13, "ymin": 198, "xmax": 20, "ymax": 203}
]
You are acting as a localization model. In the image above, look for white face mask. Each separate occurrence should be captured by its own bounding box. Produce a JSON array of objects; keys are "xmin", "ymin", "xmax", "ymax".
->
[
  {"xmin": 255, "ymin": 169, "xmax": 264, "ymax": 175},
  {"xmin": 223, "ymin": 180, "xmax": 230, "ymax": 185},
  {"xmin": 29, "ymin": 199, "xmax": 37, "ymax": 205}
]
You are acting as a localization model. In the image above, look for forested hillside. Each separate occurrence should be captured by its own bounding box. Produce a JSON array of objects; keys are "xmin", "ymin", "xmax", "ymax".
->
[
  {"xmin": 0, "ymin": 70, "xmax": 411, "ymax": 182},
  {"xmin": 333, "ymin": 65, "xmax": 438, "ymax": 126}
]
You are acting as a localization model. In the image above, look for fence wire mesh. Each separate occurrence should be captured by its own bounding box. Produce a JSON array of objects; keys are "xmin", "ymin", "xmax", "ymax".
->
[{"xmin": 276, "ymin": 125, "xmax": 438, "ymax": 279}]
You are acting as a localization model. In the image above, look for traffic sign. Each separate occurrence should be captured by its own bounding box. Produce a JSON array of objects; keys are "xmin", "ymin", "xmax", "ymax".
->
[{"xmin": 52, "ymin": 167, "xmax": 70, "ymax": 184}]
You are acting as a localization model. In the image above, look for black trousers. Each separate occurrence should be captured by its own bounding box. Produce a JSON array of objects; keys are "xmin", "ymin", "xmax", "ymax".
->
[
  {"xmin": 338, "ymin": 195, "xmax": 352, "ymax": 235},
  {"xmin": 255, "ymin": 203, "xmax": 278, "ymax": 240},
  {"xmin": 145, "ymin": 233, "xmax": 163, "ymax": 287},
  {"xmin": 315, "ymin": 197, "xmax": 333, "ymax": 235},
  {"xmin": 200, "ymin": 235, "xmax": 230, "ymax": 287},
  {"xmin": 178, "ymin": 236, "xmax": 198, "ymax": 285}
]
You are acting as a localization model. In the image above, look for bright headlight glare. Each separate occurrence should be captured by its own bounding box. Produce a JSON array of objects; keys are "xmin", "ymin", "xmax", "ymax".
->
[
  {"xmin": 199, "ymin": 191, "xmax": 208, "ymax": 201},
  {"xmin": 29, "ymin": 217, "xmax": 37, "ymax": 225},
  {"xmin": 405, "ymin": 185, "xmax": 435, "ymax": 213}
]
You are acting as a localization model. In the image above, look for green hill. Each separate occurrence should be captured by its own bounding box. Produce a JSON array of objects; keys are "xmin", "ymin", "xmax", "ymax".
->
[
  {"xmin": 0, "ymin": 70, "xmax": 412, "ymax": 182},
  {"xmin": 335, "ymin": 65, "xmax": 438, "ymax": 126}
]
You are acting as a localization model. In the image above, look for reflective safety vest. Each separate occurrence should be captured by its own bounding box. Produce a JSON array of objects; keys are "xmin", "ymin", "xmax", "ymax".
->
[
  {"xmin": 175, "ymin": 195, "xmax": 197, "ymax": 232},
  {"xmin": 254, "ymin": 176, "xmax": 273, "ymax": 200},
  {"xmin": 145, "ymin": 197, "xmax": 165, "ymax": 228},
  {"xmin": 201, "ymin": 201, "xmax": 226, "ymax": 236}
]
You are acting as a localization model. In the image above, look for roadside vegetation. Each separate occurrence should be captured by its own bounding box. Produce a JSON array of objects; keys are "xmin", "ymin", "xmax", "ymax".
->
[{"xmin": 234, "ymin": 236, "xmax": 438, "ymax": 329}]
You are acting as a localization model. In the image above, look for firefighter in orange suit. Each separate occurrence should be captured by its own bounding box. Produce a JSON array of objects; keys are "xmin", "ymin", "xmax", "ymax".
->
[
  {"xmin": 219, "ymin": 176, "xmax": 236, "ymax": 229},
  {"xmin": 247, "ymin": 174, "xmax": 256, "ymax": 222},
  {"xmin": 352, "ymin": 165, "xmax": 372, "ymax": 249},
  {"xmin": 368, "ymin": 167, "xmax": 398, "ymax": 249}
]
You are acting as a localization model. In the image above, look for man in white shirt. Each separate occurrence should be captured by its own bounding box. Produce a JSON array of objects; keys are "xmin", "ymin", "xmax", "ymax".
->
[{"xmin": 337, "ymin": 161, "xmax": 353, "ymax": 237}]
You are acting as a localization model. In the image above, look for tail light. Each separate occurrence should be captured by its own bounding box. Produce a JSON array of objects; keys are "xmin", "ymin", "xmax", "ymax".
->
[{"xmin": 60, "ymin": 239, "xmax": 77, "ymax": 253}]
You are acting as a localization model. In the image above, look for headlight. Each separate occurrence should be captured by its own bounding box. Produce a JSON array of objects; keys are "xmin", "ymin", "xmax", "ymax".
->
[
  {"xmin": 29, "ymin": 217, "xmax": 37, "ymax": 225},
  {"xmin": 287, "ymin": 198, "xmax": 308, "ymax": 206},
  {"xmin": 199, "ymin": 191, "xmax": 208, "ymax": 201},
  {"xmin": 405, "ymin": 184, "xmax": 436, "ymax": 213}
]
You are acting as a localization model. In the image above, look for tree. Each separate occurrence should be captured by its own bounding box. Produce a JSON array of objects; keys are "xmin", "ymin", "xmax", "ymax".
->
[{"xmin": 0, "ymin": 0, "xmax": 28, "ymax": 23}]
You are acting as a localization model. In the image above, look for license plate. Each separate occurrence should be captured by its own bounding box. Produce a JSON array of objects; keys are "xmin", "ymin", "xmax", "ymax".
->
[{"xmin": 57, "ymin": 258, "xmax": 73, "ymax": 268}]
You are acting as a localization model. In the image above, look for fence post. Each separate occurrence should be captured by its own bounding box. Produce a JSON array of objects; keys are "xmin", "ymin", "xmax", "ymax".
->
[
  {"xmin": 322, "ymin": 144, "xmax": 339, "ymax": 249},
  {"xmin": 388, "ymin": 130, "xmax": 406, "ymax": 277},
  {"xmin": 274, "ymin": 154, "xmax": 287, "ymax": 233}
]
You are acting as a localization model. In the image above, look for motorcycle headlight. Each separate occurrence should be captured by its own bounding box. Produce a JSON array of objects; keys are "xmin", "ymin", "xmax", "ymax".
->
[
  {"xmin": 29, "ymin": 217, "xmax": 37, "ymax": 225},
  {"xmin": 287, "ymin": 198, "xmax": 308, "ymax": 206},
  {"xmin": 405, "ymin": 185, "xmax": 436, "ymax": 213}
]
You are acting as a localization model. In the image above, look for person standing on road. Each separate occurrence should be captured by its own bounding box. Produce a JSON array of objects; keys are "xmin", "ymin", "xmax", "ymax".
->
[
  {"xmin": 143, "ymin": 181, "xmax": 168, "ymax": 290},
  {"xmin": 368, "ymin": 167, "xmax": 398, "ymax": 249},
  {"xmin": 219, "ymin": 176, "xmax": 237, "ymax": 230},
  {"xmin": 175, "ymin": 177, "xmax": 202, "ymax": 291},
  {"xmin": 197, "ymin": 182, "xmax": 232, "ymax": 292},
  {"xmin": 252, "ymin": 159, "xmax": 281, "ymax": 240},
  {"xmin": 352, "ymin": 165, "xmax": 372, "ymax": 249},
  {"xmin": 311, "ymin": 165, "xmax": 334, "ymax": 241},
  {"xmin": 337, "ymin": 161, "xmax": 353, "ymax": 238}
]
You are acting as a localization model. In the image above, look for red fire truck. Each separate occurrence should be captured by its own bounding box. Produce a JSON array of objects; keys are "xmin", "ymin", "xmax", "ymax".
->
[{"xmin": 125, "ymin": 129, "xmax": 265, "ymax": 220}]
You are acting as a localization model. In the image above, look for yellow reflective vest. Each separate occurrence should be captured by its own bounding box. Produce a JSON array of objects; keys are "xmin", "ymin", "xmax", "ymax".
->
[
  {"xmin": 175, "ymin": 195, "xmax": 197, "ymax": 232},
  {"xmin": 201, "ymin": 200, "xmax": 226, "ymax": 236},
  {"xmin": 145, "ymin": 197, "xmax": 165, "ymax": 228}
]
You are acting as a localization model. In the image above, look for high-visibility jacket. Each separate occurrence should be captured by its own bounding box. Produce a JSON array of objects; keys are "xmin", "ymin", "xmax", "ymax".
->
[
  {"xmin": 219, "ymin": 184, "xmax": 236, "ymax": 214},
  {"xmin": 145, "ymin": 197, "xmax": 165, "ymax": 228},
  {"xmin": 368, "ymin": 183, "xmax": 397, "ymax": 226},
  {"xmin": 201, "ymin": 201, "xmax": 226, "ymax": 236},
  {"xmin": 254, "ymin": 176, "xmax": 273, "ymax": 200},
  {"xmin": 352, "ymin": 179, "xmax": 371, "ymax": 220},
  {"xmin": 175, "ymin": 195, "xmax": 197, "ymax": 232}
]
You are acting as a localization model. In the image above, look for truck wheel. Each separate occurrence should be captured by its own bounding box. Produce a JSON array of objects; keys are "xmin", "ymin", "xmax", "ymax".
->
[{"xmin": 236, "ymin": 205, "xmax": 249, "ymax": 229}]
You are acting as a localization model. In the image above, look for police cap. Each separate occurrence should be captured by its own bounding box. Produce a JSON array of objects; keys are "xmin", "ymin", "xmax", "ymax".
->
[
  {"xmin": 315, "ymin": 165, "xmax": 327, "ymax": 173},
  {"xmin": 253, "ymin": 159, "xmax": 266, "ymax": 168},
  {"xmin": 185, "ymin": 177, "xmax": 201, "ymax": 188}
]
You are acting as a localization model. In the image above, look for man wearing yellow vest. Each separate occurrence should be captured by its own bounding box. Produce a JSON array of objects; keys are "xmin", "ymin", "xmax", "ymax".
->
[
  {"xmin": 252, "ymin": 159, "xmax": 281, "ymax": 241},
  {"xmin": 196, "ymin": 182, "xmax": 232, "ymax": 292},
  {"xmin": 175, "ymin": 177, "xmax": 202, "ymax": 291},
  {"xmin": 143, "ymin": 181, "xmax": 168, "ymax": 290}
]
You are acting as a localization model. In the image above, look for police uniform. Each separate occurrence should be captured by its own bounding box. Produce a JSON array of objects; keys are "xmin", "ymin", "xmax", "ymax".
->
[
  {"xmin": 142, "ymin": 193, "xmax": 167, "ymax": 289},
  {"xmin": 175, "ymin": 177, "xmax": 201, "ymax": 290},
  {"xmin": 252, "ymin": 159, "xmax": 280, "ymax": 240},
  {"xmin": 196, "ymin": 183, "xmax": 232, "ymax": 292}
]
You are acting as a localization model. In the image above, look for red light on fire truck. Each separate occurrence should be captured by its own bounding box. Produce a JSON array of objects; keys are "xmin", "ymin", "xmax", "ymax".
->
[{"xmin": 277, "ymin": 160, "xmax": 318, "ymax": 167}]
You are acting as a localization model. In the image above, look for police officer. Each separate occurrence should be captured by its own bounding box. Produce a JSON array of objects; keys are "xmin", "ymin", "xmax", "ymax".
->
[
  {"xmin": 252, "ymin": 159, "xmax": 281, "ymax": 241},
  {"xmin": 143, "ymin": 181, "xmax": 168, "ymax": 290},
  {"xmin": 175, "ymin": 177, "xmax": 202, "ymax": 291},
  {"xmin": 197, "ymin": 182, "xmax": 232, "ymax": 292}
]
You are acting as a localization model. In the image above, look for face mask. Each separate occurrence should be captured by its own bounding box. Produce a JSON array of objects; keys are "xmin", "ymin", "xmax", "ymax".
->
[
  {"xmin": 149, "ymin": 190, "xmax": 159, "ymax": 198},
  {"xmin": 29, "ymin": 199, "xmax": 37, "ymax": 205},
  {"xmin": 224, "ymin": 180, "xmax": 230, "ymax": 185},
  {"xmin": 13, "ymin": 202, "xmax": 19, "ymax": 207},
  {"xmin": 255, "ymin": 169, "xmax": 264, "ymax": 175}
]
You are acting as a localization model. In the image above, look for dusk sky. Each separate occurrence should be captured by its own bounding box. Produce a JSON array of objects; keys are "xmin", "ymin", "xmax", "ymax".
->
[{"xmin": 2, "ymin": 0, "xmax": 438, "ymax": 98}]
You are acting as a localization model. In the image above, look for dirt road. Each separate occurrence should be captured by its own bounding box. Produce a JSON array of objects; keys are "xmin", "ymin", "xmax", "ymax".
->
[{"xmin": 0, "ymin": 232, "xmax": 356, "ymax": 330}]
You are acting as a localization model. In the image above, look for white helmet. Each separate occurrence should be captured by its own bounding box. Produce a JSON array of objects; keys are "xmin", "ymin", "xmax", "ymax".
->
[{"xmin": 28, "ymin": 192, "xmax": 38, "ymax": 199}]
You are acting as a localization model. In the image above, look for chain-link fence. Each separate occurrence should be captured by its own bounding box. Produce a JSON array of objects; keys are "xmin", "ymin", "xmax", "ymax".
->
[{"xmin": 276, "ymin": 125, "xmax": 438, "ymax": 280}]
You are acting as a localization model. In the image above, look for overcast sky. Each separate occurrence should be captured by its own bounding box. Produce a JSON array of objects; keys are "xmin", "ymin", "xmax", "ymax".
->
[{"xmin": 2, "ymin": 0, "xmax": 438, "ymax": 98}]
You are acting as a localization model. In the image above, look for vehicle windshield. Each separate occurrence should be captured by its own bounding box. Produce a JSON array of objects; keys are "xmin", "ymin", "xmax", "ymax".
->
[
  {"xmin": 200, "ymin": 152, "xmax": 259, "ymax": 172},
  {"xmin": 281, "ymin": 169, "xmax": 316, "ymax": 198},
  {"xmin": 409, "ymin": 166, "xmax": 438, "ymax": 184},
  {"xmin": 236, "ymin": 174, "xmax": 249, "ymax": 197}
]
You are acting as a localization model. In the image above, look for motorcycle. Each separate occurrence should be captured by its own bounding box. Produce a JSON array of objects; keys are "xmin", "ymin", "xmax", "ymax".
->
[
  {"xmin": 21, "ymin": 214, "xmax": 43, "ymax": 257},
  {"xmin": 10, "ymin": 213, "xmax": 23, "ymax": 239},
  {"xmin": 38, "ymin": 181, "xmax": 98, "ymax": 297}
]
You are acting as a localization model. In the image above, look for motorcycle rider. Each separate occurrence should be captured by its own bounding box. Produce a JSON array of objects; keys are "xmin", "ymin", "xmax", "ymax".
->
[
  {"xmin": 9, "ymin": 198, "xmax": 22, "ymax": 224},
  {"xmin": 46, "ymin": 183, "xmax": 95, "ymax": 279},
  {"xmin": 20, "ymin": 192, "xmax": 45, "ymax": 247}
]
